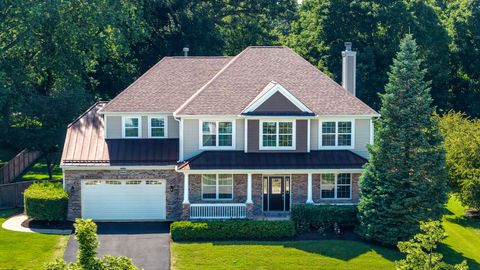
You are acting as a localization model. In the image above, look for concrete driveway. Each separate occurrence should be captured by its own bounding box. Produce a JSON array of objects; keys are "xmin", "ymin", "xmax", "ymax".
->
[{"xmin": 64, "ymin": 222, "xmax": 171, "ymax": 270}]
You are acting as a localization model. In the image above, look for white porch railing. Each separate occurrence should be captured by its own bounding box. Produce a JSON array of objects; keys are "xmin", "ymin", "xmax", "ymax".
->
[{"xmin": 190, "ymin": 203, "xmax": 247, "ymax": 219}]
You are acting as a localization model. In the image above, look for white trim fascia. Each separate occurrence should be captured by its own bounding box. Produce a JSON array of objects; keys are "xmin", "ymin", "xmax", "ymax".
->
[
  {"xmin": 178, "ymin": 117, "xmax": 184, "ymax": 161},
  {"xmin": 307, "ymin": 119, "xmax": 311, "ymax": 152},
  {"xmin": 103, "ymin": 114, "xmax": 108, "ymax": 138},
  {"xmin": 316, "ymin": 114, "xmax": 380, "ymax": 119},
  {"xmin": 318, "ymin": 119, "xmax": 355, "ymax": 150},
  {"xmin": 244, "ymin": 118, "xmax": 248, "ymax": 153},
  {"xmin": 121, "ymin": 116, "xmax": 142, "ymax": 139},
  {"xmin": 242, "ymin": 115, "xmax": 316, "ymax": 119},
  {"xmin": 147, "ymin": 115, "xmax": 168, "ymax": 138},
  {"xmin": 101, "ymin": 112, "xmax": 173, "ymax": 116},
  {"xmin": 369, "ymin": 118, "xmax": 374, "ymax": 145},
  {"xmin": 199, "ymin": 120, "xmax": 236, "ymax": 150},
  {"xmin": 175, "ymin": 168, "xmax": 363, "ymax": 174},
  {"xmin": 243, "ymin": 82, "xmax": 313, "ymax": 114},
  {"xmin": 177, "ymin": 115, "xmax": 243, "ymax": 120},
  {"xmin": 259, "ymin": 119, "xmax": 296, "ymax": 151},
  {"xmin": 61, "ymin": 165, "xmax": 176, "ymax": 170}
]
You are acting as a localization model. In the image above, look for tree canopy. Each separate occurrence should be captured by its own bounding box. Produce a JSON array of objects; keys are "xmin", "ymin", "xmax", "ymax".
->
[{"xmin": 357, "ymin": 35, "xmax": 448, "ymax": 245}]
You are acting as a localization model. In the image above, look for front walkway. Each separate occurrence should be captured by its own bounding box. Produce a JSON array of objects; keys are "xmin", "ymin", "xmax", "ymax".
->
[
  {"xmin": 1, "ymin": 214, "xmax": 72, "ymax": 235},
  {"xmin": 64, "ymin": 222, "xmax": 172, "ymax": 270}
]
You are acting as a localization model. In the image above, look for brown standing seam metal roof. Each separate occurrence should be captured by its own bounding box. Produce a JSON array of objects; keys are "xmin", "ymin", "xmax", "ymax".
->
[
  {"xmin": 61, "ymin": 102, "xmax": 178, "ymax": 166},
  {"xmin": 176, "ymin": 46, "xmax": 378, "ymax": 116},
  {"xmin": 178, "ymin": 150, "xmax": 368, "ymax": 170},
  {"xmin": 101, "ymin": 57, "xmax": 233, "ymax": 113}
]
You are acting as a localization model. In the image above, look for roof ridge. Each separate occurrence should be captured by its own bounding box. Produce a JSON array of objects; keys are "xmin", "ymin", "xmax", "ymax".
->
[
  {"xmin": 285, "ymin": 47, "xmax": 378, "ymax": 115},
  {"xmin": 166, "ymin": 56, "xmax": 233, "ymax": 59},
  {"xmin": 67, "ymin": 101, "xmax": 107, "ymax": 128},
  {"xmin": 174, "ymin": 47, "xmax": 252, "ymax": 116},
  {"xmin": 101, "ymin": 57, "xmax": 168, "ymax": 112}
]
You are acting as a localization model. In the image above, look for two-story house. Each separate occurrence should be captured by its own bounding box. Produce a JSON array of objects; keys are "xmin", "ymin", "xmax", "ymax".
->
[{"xmin": 61, "ymin": 44, "xmax": 378, "ymax": 221}]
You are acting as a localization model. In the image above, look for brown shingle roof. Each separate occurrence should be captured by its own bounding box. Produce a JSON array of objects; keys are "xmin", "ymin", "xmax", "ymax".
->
[
  {"xmin": 178, "ymin": 150, "xmax": 368, "ymax": 170},
  {"xmin": 61, "ymin": 102, "xmax": 178, "ymax": 166},
  {"xmin": 101, "ymin": 57, "xmax": 233, "ymax": 113},
  {"xmin": 176, "ymin": 46, "xmax": 377, "ymax": 116}
]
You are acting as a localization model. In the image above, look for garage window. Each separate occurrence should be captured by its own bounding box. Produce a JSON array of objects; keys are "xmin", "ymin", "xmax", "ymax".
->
[
  {"xmin": 146, "ymin": 180, "xmax": 162, "ymax": 185},
  {"xmin": 202, "ymin": 174, "xmax": 233, "ymax": 200},
  {"xmin": 106, "ymin": 180, "xmax": 122, "ymax": 185},
  {"xmin": 85, "ymin": 180, "xmax": 100, "ymax": 185},
  {"xmin": 126, "ymin": 180, "xmax": 141, "ymax": 185}
]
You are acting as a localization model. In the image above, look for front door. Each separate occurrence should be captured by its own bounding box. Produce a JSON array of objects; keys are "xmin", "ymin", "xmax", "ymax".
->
[{"xmin": 263, "ymin": 176, "xmax": 290, "ymax": 211}]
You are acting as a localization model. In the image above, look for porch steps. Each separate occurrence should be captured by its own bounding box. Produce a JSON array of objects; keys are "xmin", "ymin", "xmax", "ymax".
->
[{"xmin": 259, "ymin": 211, "xmax": 290, "ymax": 221}]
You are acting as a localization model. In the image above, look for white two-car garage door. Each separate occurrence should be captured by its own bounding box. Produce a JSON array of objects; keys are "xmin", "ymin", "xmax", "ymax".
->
[{"xmin": 82, "ymin": 179, "xmax": 166, "ymax": 221}]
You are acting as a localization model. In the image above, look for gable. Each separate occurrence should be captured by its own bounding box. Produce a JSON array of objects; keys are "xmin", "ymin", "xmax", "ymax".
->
[
  {"xmin": 242, "ymin": 82, "xmax": 313, "ymax": 115},
  {"xmin": 253, "ymin": 91, "xmax": 304, "ymax": 114}
]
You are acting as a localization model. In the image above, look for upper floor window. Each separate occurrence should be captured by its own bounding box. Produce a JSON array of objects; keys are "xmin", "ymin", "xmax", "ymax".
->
[
  {"xmin": 320, "ymin": 120, "xmax": 354, "ymax": 148},
  {"xmin": 200, "ymin": 120, "xmax": 234, "ymax": 148},
  {"xmin": 260, "ymin": 120, "xmax": 295, "ymax": 150},
  {"xmin": 202, "ymin": 174, "xmax": 233, "ymax": 200},
  {"xmin": 123, "ymin": 117, "xmax": 141, "ymax": 138},
  {"xmin": 320, "ymin": 173, "xmax": 352, "ymax": 199},
  {"xmin": 149, "ymin": 117, "xmax": 166, "ymax": 138}
]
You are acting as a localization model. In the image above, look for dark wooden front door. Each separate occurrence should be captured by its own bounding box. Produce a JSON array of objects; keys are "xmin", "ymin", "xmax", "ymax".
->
[{"xmin": 263, "ymin": 176, "xmax": 290, "ymax": 211}]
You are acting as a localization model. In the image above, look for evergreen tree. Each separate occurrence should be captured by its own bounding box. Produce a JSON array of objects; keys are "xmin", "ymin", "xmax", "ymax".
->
[{"xmin": 357, "ymin": 34, "xmax": 448, "ymax": 245}]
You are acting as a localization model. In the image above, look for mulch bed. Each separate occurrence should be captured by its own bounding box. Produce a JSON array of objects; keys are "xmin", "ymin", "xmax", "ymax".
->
[
  {"xmin": 465, "ymin": 209, "xmax": 480, "ymax": 219},
  {"xmin": 21, "ymin": 218, "xmax": 74, "ymax": 230}
]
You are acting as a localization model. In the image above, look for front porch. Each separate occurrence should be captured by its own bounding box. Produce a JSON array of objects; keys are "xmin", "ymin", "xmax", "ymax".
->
[{"xmin": 181, "ymin": 173, "xmax": 360, "ymax": 220}]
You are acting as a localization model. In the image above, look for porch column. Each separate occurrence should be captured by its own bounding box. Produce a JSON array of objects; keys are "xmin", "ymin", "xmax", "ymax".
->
[
  {"xmin": 307, "ymin": 173, "xmax": 314, "ymax": 204},
  {"xmin": 246, "ymin": 173, "xmax": 253, "ymax": 204},
  {"xmin": 183, "ymin": 173, "xmax": 189, "ymax": 204}
]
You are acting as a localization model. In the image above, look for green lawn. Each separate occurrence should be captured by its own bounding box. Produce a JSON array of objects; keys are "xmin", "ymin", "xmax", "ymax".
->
[
  {"xmin": 19, "ymin": 160, "xmax": 62, "ymax": 181},
  {"xmin": 441, "ymin": 196, "xmax": 480, "ymax": 270},
  {"xmin": 0, "ymin": 209, "xmax": 68, "ymax": 270},
  {"xmin": 171, "ymin": 197, "xmax": 480, "ymax": 270}
]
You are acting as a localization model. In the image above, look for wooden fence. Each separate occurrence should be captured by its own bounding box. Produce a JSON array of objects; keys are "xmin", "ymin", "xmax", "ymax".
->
[
  {"xmin": 0, "ymin": 149, "xmax": 41, "ymax": 184},
  {"xmin": 0, "ymin": 180, "xmax": 61, "ymax": 209}
]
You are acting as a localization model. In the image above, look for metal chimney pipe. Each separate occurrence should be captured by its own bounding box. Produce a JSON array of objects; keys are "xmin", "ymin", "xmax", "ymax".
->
[
  {"xmin": 342, "ymin": 42, "xmax": 356, "ymax": 96},
  {"xmin": 183, "ymin": 47, "xmax": 189, "ymax": 57}
]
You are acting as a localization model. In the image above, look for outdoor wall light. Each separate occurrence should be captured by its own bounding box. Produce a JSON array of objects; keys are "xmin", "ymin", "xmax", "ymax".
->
[{"xmin": 170, "ymin": 185, "xmax": 175, "ymax": 192}]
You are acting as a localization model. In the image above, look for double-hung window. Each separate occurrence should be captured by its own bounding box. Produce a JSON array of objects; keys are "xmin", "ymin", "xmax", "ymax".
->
[
  {"xmin": 202, "ymin": 174, "xmax": 233, "ymax": 200},
  {"xmin": 260, "ymin": 121, "xmax": 295, "ymax": 150},
  {"xmin": 320, "ymin": 173, "xmax": 352, "ymax": 199},
  {"xmin": 320, "ymin": 120, "xmax": 354, "ymax": 148},
  {"xmin": 149, "ymin": 117, "xmax": 166, "ymax": 138},
  {"xmin": 123, "ymin": 117, "xmax": 141, "ymax": 138},
  {"xmin": 200, "ymin": 120, "xmax": 234, "ymax": 148}
]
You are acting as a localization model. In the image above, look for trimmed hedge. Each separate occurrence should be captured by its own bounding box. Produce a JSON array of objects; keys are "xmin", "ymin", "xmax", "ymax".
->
[
  {"xmin": 170, "ymin": 220, "xmax": 296, "ymax": 241},
  {"xmin": 24, "ymin": 182, "xmax": 69, "ymax": 221},
  {"xmin": 291, "ymin": 204, "xmax": 358, "ymax": 233}
]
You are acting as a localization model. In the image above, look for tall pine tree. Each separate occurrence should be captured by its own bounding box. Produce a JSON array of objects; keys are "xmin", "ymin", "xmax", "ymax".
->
[{"xmin": 357, "ymin": 34, "xmax": 448, "ymax": 245}]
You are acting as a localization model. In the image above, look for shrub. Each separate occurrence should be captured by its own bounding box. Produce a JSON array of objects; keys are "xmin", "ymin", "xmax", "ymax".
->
[
  {"xmin": 24, "ymin": 182, "xmax": 68, "ymax": 221},
  {"xmin": 290, "ymin": 204, "xmax": 358, "ymax": 233},
  {"xmin": 45, "ymin": 219, "xmax": 140, "ymax": 270},
  {"xmin": 170, "ymin": 220, "xmax": 296, "ymax": 241}
]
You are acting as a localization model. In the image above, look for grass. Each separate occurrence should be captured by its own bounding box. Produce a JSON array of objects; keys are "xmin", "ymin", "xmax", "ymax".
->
[
  {"xmin": 19, "ymin": 157, "xmax": 62, "ymax": 182},
  {"xmin": 0, "ymin": 208, "xmax": 68, "ymax": 270},
  {"xmin": 171, "ymin": 240, "xmax": 401, "ymax": 270},
  {"xmin": 171, "ymin": 197, "xmax": 480, "ymax": 270},
  {"xmin": 441, "ymin": 196, "xmax": 480, "ymax": 270}
]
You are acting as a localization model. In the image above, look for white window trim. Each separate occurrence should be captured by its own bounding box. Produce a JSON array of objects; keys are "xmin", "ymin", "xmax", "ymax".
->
[
  {"xmin": 320, "ymin": 173, "xmax": 352, "ymax": 200},
  {"xmin": 201, "ymin": 174, "xmax": 234, "ymax": 201},
  {"xmin": 259, "ymin": 120, "xmax": 296, "ymax": 150},
  {"xmin": 199, "ymin": 120, "xmax": 236, "ymax": 150},
  {"xmin": 122, "ymin": 116, "xmax": 142, "ymax": 138},
  {"xmin": 319, "ymin": 119, "xmax": 355, "ymax": 149},
  {"xmin": 148, "ymin": 116, "xmax": 168, "ymax": 138}
]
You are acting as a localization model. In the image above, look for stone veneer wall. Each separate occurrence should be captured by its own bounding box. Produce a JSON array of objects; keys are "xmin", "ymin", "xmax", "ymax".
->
[{"xmin": 63, "ymin": 169, "xmax": 183, "ymax": 221}]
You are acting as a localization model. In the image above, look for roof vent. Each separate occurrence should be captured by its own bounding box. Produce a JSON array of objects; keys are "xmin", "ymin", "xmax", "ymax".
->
[{"xmin": 183, "ymin": 47, "xmax": 189, "ymax": 57}]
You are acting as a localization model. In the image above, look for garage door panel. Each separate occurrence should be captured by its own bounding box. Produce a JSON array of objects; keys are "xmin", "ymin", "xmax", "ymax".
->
[{"xmin": 82, "ymin": 180, "xmax": 166, "ymax": 221}]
